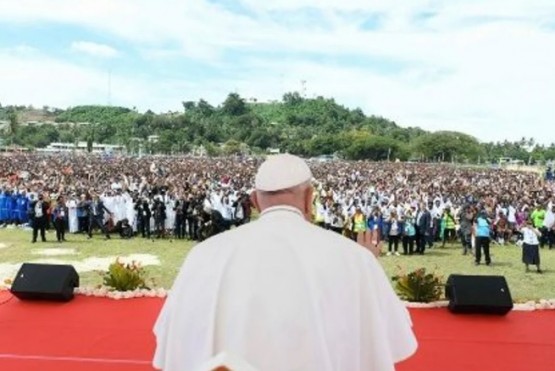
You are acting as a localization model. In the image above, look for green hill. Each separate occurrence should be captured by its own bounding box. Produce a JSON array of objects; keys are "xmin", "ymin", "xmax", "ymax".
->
[{"xmin": 1, "ymin": 94, "xmax": 554, "ymax": 163}]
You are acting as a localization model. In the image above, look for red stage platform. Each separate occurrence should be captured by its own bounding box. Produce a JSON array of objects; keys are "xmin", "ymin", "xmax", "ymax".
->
[{"xmin": 0, "ymin": 291, "xmax": 553, "ymax": 371}]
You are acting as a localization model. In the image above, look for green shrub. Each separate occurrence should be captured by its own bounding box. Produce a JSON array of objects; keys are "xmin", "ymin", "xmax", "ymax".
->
[
  {"xmin": 103, "ymin": 259, "xmax": 149, "ymax": 291},
  {"xmin": 392, "ymin": 268, "xmax": 444, "ymax": 303}
]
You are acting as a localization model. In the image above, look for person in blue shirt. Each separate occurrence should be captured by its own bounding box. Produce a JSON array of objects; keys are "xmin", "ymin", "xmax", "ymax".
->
[
  {"xmin": 0, "ymin": 189, "xmax": 10, "ymax": 224},
  {"xmin": 474, "ymin": 210, "xmax": 492, "ymax": 265},
  {"xmin": 8, "ymin": 192, "xmax": 18, "ymax": 224},
  {"xmin": 16, "ymin": 191, "xmax": 30, "ymax": 225},
  {"xmin": 402, "ymin": 209, "xmax": 417, "ymax": 255},
  {"xmin": 546, "ymin": 166, "xmax": 553, "ymax": 182},
  {"xmin": 366, "ymin": 206, "xmax": 383, "ymax": 249}
]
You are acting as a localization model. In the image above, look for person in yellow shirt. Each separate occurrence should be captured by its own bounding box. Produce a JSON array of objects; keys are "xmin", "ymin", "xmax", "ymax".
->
[
  {"xmin": 441, "ymin": 207, "xmax": 457, "ymax": 248},
  {"xmin": 352, "ymin": 206, "xmax": 367, "ymax": 245}
]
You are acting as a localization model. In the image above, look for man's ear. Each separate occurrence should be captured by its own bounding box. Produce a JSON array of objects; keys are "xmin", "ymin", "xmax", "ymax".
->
[{"xmin": 250, "ymin": 191, "xmax": 261, "ymax": 213}]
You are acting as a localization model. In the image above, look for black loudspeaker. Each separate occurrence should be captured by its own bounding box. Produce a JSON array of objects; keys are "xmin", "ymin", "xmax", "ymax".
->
[
  {"xmin": 446, "ymin": 274, "xmax": 513, "ymax": 315},
  {"xmin": 10, "ymin": 263, "xmax": 79, "ymax": 302}
]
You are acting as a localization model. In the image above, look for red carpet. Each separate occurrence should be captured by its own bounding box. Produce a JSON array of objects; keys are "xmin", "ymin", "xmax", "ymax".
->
[{"xmin": 0, "ymin": 291, "xmax": 553, "ymax": 371}]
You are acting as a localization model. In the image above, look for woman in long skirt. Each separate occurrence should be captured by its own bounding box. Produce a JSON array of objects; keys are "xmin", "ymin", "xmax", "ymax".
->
[
  {"xmin": 366, "ymin": 207, "xmax": 382, "ymax": 250},
  {"xmin": 520, "ymin": 219, "xmax": 542, "ymax": 273}
]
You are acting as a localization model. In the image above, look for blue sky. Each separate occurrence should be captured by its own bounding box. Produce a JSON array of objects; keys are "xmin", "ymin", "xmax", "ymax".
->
[{"xmin": 0, "ymin": 0, "xmax": 554, "ymax": 144}]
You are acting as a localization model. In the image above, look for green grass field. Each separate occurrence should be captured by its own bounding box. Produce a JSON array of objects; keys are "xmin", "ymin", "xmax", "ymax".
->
[{"xmin": 1, "ymin": 229, "xmax": 553, "ymax": 301}]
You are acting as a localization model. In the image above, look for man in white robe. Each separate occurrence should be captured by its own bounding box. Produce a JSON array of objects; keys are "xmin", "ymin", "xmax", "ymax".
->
[
  {"xmin": 165, "ymin": 195, "xmax": 176, "ymax": 232},
  {"xmin": 112, "ymin": 191, "xmax": 127, "ymax": 223},
  {"xmin": 67, "ymin": 195, "xmax": 79, "ymax": 233},
  {"xmin": 124, "ymin": 192, "xmax": 137, "ymax": 232},
  {"xmin": 153, "ymin": 154, "xmax": 417, "ymax": 371}
]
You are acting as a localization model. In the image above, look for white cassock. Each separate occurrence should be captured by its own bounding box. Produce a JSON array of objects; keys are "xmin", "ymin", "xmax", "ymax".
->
[
  {"xmin": 67, "ymin": 199, "xmax": 79, "ymax": 233},
  {"xmin": 124, "ymin": 193, "xmax": 137, "ymax": 231},
  {"xmin": 165, "ymin": 198, "xmax": 176, "ymax": 230},
  {"xmin": 113, "ymin": 195, "xmax": 127, "ymax": 223},
  {"xmin": 153, "ymin": 206, "xmax": 417, "ymax": 371},
  {"xmin": 101, "ymin": 196, "xmax": 113, "ymax": 222}
]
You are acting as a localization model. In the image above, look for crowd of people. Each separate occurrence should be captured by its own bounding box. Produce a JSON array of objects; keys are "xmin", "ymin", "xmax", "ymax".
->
[{"xmin": 1, "ymin": 152, "xmax": 554, "ymax": 270}]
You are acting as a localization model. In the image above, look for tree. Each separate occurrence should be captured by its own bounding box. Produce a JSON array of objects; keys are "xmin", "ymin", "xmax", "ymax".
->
[
  {"xmin": 197, "ymin": 99, "xmax": 214, "ymax": 116},
  {"xmin": 204, "ymin": 142, "xmax": 221, "ymax": 157},
  {"xmin": 343, "ymin": 135, "xmax": 407, "ymax": 161},
  {"xmin": 182, "ymin": 101, "xmax": 196, "ymax": 112},
  {"xmin": 223, "ymin": 139, "xmax": 243, "ymax": 155},
  {"xmin": 221, "ymin": 93, "xmax": 247, "ymax": 116},
  {"xmin": 283, "ymin": 92, "xmax": 303, "ymax": 106},
  {"xmin": 247, "ymin": 128, "xmax": 275, "ymax": 149},
  {"xmin": 413, "ymin": 131, "xmax": 483, "ymax": 162},
  {"xmin": 306, "ymin": 134, "xmax": 344, "ymax": 156}
]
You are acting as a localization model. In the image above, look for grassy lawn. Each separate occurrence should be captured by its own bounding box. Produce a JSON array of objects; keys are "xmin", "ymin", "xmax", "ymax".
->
[
  {"xmin": 1, "ymin": 229, "xmax": 554, "ymax": 301},
  {"xmin": 0, "ymin": 229, "xmax": 193, "ymax": 289}
]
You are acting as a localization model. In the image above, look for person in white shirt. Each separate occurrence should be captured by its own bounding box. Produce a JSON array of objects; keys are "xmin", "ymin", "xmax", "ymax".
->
[
  {"xmin": 153, "ymin": 154, "xmax": 417, "ymax": 371},
  {"xmin": 329, "ymin": 204, "xmax": 345, "ymax": 234},
  {"xmin": 507, "ymin": 203, "xmax": 517, "ymax": 240},
  {"xmin": 323, "ymin": 201, "xmax": 333, "ymax": 230},
  {"xmin": 520, "ymin": 219, "xmax": 542, "ymax": 273},
  {"xmin": 220, "ymin": 196, "xmax": 234, "ymax": 230}
]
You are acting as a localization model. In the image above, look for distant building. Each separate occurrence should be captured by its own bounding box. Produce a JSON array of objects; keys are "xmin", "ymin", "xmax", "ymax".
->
[
  {"xmin": 267, "ymin": 148, "xmax": 281, "ymax": 154},
  {"xmin": 36, "ymin": 141, "xmax": 124, "ymax": 154},
  {"xmin": 148, "ymin": 135, "xmax": 160, "ymax": 143},
  {"xmin": 499, "ymin": 157, "xmax": 524, "ymax": 166},
  {"xmin": 0, "ymin": 145, "xmax": 30, "ymax": 153}
]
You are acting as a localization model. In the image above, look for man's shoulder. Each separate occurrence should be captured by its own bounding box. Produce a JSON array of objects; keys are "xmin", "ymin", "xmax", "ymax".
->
[{"xmin": 198, "ymin": 218, "xmax": 366, "ymax": 254}]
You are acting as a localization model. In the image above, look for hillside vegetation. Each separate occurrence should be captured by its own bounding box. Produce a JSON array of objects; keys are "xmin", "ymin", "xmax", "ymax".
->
[{"xmin": 1, "ymin": 93, "xmax": 554, "ymax": 163}]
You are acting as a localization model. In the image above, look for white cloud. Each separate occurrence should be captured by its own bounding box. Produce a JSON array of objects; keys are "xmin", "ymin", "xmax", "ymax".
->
[
  {"xmin": 0, "ymin": 0, "xmax": 554, "ymax": 143},
  {"xmin": 0, "ymin": 47, "xmax": 217, "ymax": 113},
  {"xmin": 71, "ymin": 41, "xmax": 119, "ymax": 58}
]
